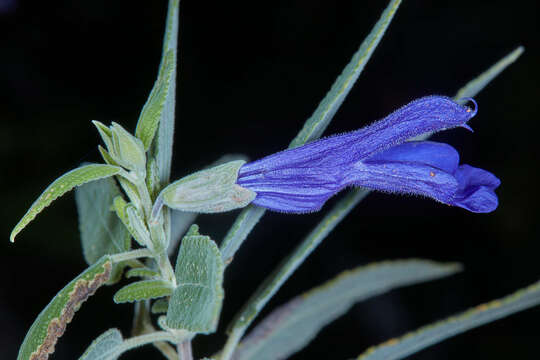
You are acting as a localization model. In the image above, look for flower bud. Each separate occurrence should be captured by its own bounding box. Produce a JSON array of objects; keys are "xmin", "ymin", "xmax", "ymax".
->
[
  {"xmin": 110, "ymin": 122, "xmax": 147, "ymax": 173},
  {"xmin": 159, "ymin": 160, "xmax": 256, "ymax": 213}
]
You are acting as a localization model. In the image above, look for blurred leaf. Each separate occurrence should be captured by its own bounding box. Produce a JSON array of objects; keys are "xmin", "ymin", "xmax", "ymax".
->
[
  {"xmin": 150, "ymin": 0, "xmax": 179, "ymax": 185},
  {"xmin": 79, "ymin": 328, "xmax": 123, "ymax": 360},
  {"xmin": 289, "ymin": 0, "xmax": 402, "ymax": 148},
  {"xmin": 11, "ymin": 164, "xmax": 122, "ymax": 242},
  {"xmin": 356, "ymin": 279, "xmax": 540, "ymax": 360},
  {"xmin": 166, "ymin": 225, "xmax": 224, "ymax": 333},
  {"xmin": 136, "ymin": 50, "xmax": 175, "ymax": 151},
  {"xmin": 221, "ymin": 0, "xmax": 401, "ymax": 267},
  {"xmin": 113, "ymin": 280, "xmax": 174, "ymax": 304},
  {"xmin": 455, "ymin": 46, "xmax": 524, "ymax": 102},
  {"xmin": 152, "ymin": 298, "xmax": 170, "ymax": 314},
  {"xmin": 17, "ymin": 256, "xmax": 113, "ymax": 360},
  {"xmin": 75, "ymin": 177, "xmax": 131, "ymax": 284},
  {"xmin": 125, "ymin": 267, "xmax": 161, "ymax": 279},
  {"xmin": 169, "ymin": 210, "xmax": 197, "ymax": 256},
  {"xmin": 233, "ymin": 260, "xmax": 461, "ymax": 360}
]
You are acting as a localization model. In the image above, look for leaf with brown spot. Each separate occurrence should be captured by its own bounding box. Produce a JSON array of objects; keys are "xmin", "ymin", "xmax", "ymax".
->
[{"xmin": 17, "ymin": 256, "xmax": 113, "ymax": 360}]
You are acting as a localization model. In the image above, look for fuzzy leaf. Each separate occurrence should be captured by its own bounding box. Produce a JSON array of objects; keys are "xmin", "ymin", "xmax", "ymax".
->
[
  {"xmin": 11, "ymin": 164, "xmax": 122, "ymax": 242},
  {"xmin": 151, "ymin": 0, "xmax": 179, "ymax": 184},
  {"xmin": 356, "ymin": 279, "xmax": 540, "ymax": 360},
  {"xmin": 75, "ymin": 178, "xmax": 131, "ymax": 266},
  {"xmin": 226, "ymin": 189, "xmax": 369, "ymax": 337},
  {"xmin": 233, "ymin": 260, "xmax": 461, "ymax": 360},
  {"xmin": 113, "ymin": 280, "xmax": 174, "ymax": 304},
  {"xmin": 17, "ymin": 256, "xmax": 113, "ymax": 360},
  {"xmin": 166, "ymin": 225, "xmax": 224, "ymax": 333},
  {"xmin": 79, "ymin": 328, "xmax": 123, "ymax": 360},
  {"xmin": 169, "ymin": 210, "xmax": 197, "ymax": 256},
  {"xmin": 136, "ymin": 50, "xmax": 175, "ymax": 151}
]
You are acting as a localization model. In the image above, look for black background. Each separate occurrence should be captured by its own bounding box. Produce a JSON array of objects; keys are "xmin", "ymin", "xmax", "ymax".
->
[{"xmin": 1, "ymin": 0, "xmax": 539, "ymax": 359}]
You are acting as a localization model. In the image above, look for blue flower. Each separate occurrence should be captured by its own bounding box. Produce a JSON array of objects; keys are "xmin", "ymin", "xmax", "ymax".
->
[{"xmin": 236, "ymin": 96, "xmax": 500, "ymax": 213}]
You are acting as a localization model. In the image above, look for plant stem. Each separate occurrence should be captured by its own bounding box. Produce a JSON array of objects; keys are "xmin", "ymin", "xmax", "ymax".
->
[
  {"xmin": 158, "ymin": 251, "xmax": 177, "ymax": 286},
  {"xmin": 111, "ymin": 331, "xmax": 178, "ymax": 358},
  {"xmin": 219, "ymin": 330, "xmax": 242, "ymax": 360},
  {"xmin": 111, "ymin": 248, "xmax": 153, "ymax": 263},
  {"xmin": 177, "ymin": 340, "xmax": 193, "ymax": 360}
]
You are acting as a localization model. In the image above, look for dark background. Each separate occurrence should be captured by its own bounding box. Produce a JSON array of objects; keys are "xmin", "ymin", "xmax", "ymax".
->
[{"xmin": 1, "ymin": 0, "xmax": 539, "ymax": 359}]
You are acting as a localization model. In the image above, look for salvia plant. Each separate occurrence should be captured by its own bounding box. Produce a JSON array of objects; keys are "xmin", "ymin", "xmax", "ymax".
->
[{"xmin": 9, "ymin": 1, "xmax": 537, "ymax": 359}]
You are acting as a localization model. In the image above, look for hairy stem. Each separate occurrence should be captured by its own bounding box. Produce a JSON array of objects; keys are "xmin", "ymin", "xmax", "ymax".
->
[
  {"xmin": 177, "ymin": 340, "xmax": 193, "ymax": 360},
  {"xmin": 111, "ymin": 331, "xmax": 178, "ymax": 358}
]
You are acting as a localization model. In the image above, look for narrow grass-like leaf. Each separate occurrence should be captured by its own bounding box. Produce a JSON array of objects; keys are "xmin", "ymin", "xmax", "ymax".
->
[
  {"xmin": 166, "ymin": 225, "xmax": 224, "ymax": 333},
  {"xmin": 17, "ymin": 256, "xmax": 113, "ymax": 360},
  {"xmin": 113, "ymin": 280, "xmax": 174, "ymax": 304},
  {"xmin": 220, "ymin": 205, "xmax": 266, "ymax": 265},
  {"xmin": 75, "ymin": 177, "xmax": 131, "ymax": 266},
  {"xmin": 356, "ymin": 279, "xmax": 540, "ymax": 360},
  {"xmin": 233, "ymin": 260, "xmax": 461, "ymax": 360},
  {"xmin": 289, "ymin": 0, "xmax": 401, "ymax": 148},
  {"xmin": 455, "ymin": 46, "xmax": 524, "ymax": 102},
  {"xmin": 79, "ymin": 328, "xmax": 123, "ymax": 360},
  {"xmin": 136, "ymin": 50, "xmax": 175, "ymax": 150},
  {"xmin": 11, "ymin": 164, "xmax": 122, "ymax": 242},
  {"xmin": 221, "ymin": 0, "xmax": 401, "ymax": 267},
  {"xmin": 221, "ymin": 189, "xmax": 369, "ymax": 359},
  {"xmin": 151, "ymin": 0, "xmax": 179, "ymax": 185}
]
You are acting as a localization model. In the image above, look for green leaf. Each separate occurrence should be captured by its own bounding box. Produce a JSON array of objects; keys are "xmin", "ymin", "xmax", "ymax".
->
[
  {"xmin": 79, "ymin": 328, "xmax": 123, "ymax": 360},
  {"xmin": 113, "ymin": 280, "xmax": 174, "ymax": 303},
  {"xmin": 226, "ymin": 189, "xmax": 369, "ymax": 337},
  {"xmin": 233, "ymin": 260, "xmax": 461, "ymax": 360},
  {"xmin": 221, "ymin": 0, "xmax": 402, "ymax": 267},
  {"xmin": 75, "ymin": 177, "xmax": 131, "ymax": 265},
  {"xmin": 289, "ymin": 0, "xmax": 402, "ymax": 148},
  {"xmin": 151, "ymin": 298, "xmax": 170, "ymax": 314},
  {"xmin": 125, "ymin": 267, "xmax": 161, "ymax": 279},
  {"xmin": 356, "ymin": 279, "xmax": 540, "ymax": 360},
  {"xmin": 166, "ymin": 225, "xmax": 224, "ymax": 333},
  {"xmin": 455, "ymin": 46, "xmax": 524, "ymax": 102},
  {"xmin": 146, "ymin": 157, "xmax": 161, "ymax": 200},
  {"xmin": 11, "ymin": 164, "xmax": 122, "ymax": 242},
  {"xmin": 98, "ymin": 145, "xmax": 120, "ymax": 167},
  {"xmin": 17, "ymin": 256, "xmax": 113, "ymax": 360},
  {"xmin": 151, "ymin": 0, "xmax": 179, "ymax": 185},
  {"xmin": 136, "ymin": 50, "xmax": 175, "ymax": 151},
  {"xmin": 160, "ymin": 160, "xmax": 255, "ymax": 213},
  {"xmin": 169, "ymin": 210, "xmax": 197, "ymax": 256},
  {"xmin": 220, "ymin": 205, "xmax": 266, "ymax": 265}
]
